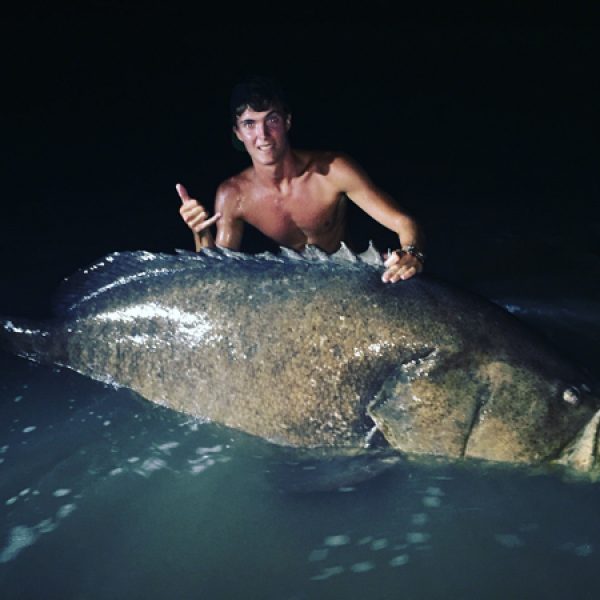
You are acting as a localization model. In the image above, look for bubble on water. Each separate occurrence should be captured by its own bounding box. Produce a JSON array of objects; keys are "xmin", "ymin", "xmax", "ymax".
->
[
  {"xmin": 188, "ymin": 452, "xmax": 218, "ymax": 475},
  {"xmin": 14, "ymin": 395, "xmax": 23, "ymax": 403},
  {"xmin": 127, "ymin": 457, "xmax": 140, "ymax": 463},
  {"xmin": 357, "ymin": 536, "xmax": 373, "ymax": 545},
  {"xmin": 411, "ymin": 513, "xmax": 429, "ymax": 526},
  {"xmin": 0, "ymin": 458, "xmax": 4, "ymax": 465},
  {"xmin": 110, "ymin": 468, "xmax": 124, "ymax": 476},
  {"xmin": 324, "ymin": 535, "xmax": 351, "ymax": 547},
  {"xmin": 196, "ymin": 445, "xmax": 223, "ymax": 454},
  {"xmin": 19, "ymin": 488, "xmax": 31, "ymax": 497},
  {"xmin": 407, "ymin": 532, "xmax": 431, "ymax": 544},
  {"xmin": 135, "ymin": 457, "xmax": 168, "ymax": 477},
  {"xmin": 389, "ymin": 554, "xmax": 410, "ymax": 567},
  {"xmin": 351, "ymin": 561, "xmax": 375, "ymax": 573},
  {"xmin": 494, "ymin": 534, "xmax": 524, "ymax": 548},
  {"xmin": 574, "ymin": 544, "xmax": 593, "ymax": 557},
  {"xmin": 308, "ymin": 548, "xmax": 329, "ymax": 562},
  {"xmin": 157, "ymin": 442, "xmax": 180, "ymax": 453},
  {"xmin": 103, "ymin": 420, "xmax": 111, "ymax": 427},
  {"xmin": 560, "ymin": 542, "xmax": 594, "ymax": 557},
  {"xmin": 36, "ymin": 519, "xmax": 57, "ymax": 534},
  {"xmin": 52, "ymin": 489, "xmax": 71, "ymax": 498},
  {"xmin": 371, "ymin": 538, "xmax": 388, "ymax": 551},
  {"xmin": 190, "ymin": 464, "xmax": 208, "ymax": 474},
  {"xmin": 0, "ymin": 446, "xmax": 8, "ymax": 454},
  {"xmin": 422, "ymin": 496, "xmax": 441, "ymax": 508},
  {"xmin": 0, "ymin": 526, "xmax": 38, "ymax": 564},
  {"xmin": 6, "ymin": 496, "xmax": 18, "ymax": 506},
  {"xmin": 425, "ymin": 486, "xmax": 444, "ymax": 496},
  {"xmin": 337, "ymin": 486, "xmax": 356, "ymax": 493},
  {"xmin": 310, "ymin": 566, "xmax": 344, "ymax": 581},
  {"xmin": 57, "ymin": 504, "xmax": 77, "ymax": 519},
  {"xmin": 22, "ymin": 426, "xmax": 36, "ymax": 434}
]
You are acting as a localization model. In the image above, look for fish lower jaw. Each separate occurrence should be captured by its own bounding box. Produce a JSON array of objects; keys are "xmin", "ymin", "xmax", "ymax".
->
[{"xmin": 554, "ymin": 408, "xmax": 600, "ymax": 474}]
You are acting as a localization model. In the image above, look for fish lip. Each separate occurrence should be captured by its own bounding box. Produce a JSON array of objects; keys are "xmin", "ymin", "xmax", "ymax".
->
[
  {"xmin": 555, "ymin": 408, "xmax": 600, "ymax": 473},
  {"xmin": 367, "ymin": 348, "xmax": 439, "ymax": 414},
  {"xmin": 365, "ymin": 348, "xmax": 439, "ymax": 448}
]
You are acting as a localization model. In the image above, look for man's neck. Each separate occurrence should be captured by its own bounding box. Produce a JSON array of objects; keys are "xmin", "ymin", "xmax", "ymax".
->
[{"xmin": 252, "ymin": 149, "xmax": 300, "ymax": 190}]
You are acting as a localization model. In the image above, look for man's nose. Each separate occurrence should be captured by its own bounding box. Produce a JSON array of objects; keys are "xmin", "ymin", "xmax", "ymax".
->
[{"xmin": 257, "ymin": 120, "xmax": 270, "ymax": 138}]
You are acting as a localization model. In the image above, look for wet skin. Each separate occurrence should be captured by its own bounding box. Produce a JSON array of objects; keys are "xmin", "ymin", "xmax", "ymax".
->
[{"xmin": 178, "ymin": 106, "xmax": 425, "ymax": 282}]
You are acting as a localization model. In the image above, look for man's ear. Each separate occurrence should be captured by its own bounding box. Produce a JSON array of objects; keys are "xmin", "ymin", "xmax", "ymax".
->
[
  {"xmin": 285, "ymin": 114, "xmax": 292, "ymax": 131},
  {"xmin": 231, "ymin": 126, "xmax": 246, "ymax": 152}
]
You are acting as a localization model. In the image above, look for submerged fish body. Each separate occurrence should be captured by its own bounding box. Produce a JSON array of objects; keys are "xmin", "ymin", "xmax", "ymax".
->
[{"xmin": 1, "ymin": 245, "xmax": 599, "ymax": 473}]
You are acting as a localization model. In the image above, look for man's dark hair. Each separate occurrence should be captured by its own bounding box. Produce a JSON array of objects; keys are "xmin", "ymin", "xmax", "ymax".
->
[{"xmin": 229, "ymin": 75, "xmax": 291, "ymax": 126}]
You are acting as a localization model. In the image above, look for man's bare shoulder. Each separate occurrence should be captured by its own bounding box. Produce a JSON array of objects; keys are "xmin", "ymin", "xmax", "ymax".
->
[
  {"xmin": 295, "ymin": 149, "xmax": 357, "ymax": 176},
  {"xmin": 302, "ymin": 151, "xmax": 367, "ymax": 189},
  {"xmin": 215, "ymin": 169, "xmax": 253, "ymax": 213}
]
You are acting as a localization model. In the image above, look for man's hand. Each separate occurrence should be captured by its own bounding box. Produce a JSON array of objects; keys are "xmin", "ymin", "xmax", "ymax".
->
[
  {"xmin": 382, "ymin": 248, "xmax": 424, "ymax": 283},
  {"xmin": 177, "ymin": 183, "xmax": 221, "ymax": 234}
]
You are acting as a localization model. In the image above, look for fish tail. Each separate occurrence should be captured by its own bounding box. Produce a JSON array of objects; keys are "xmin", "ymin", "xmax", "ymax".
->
[{"xmin": 0, "ymin": 317, "xmax": 53, "ymax": 363}]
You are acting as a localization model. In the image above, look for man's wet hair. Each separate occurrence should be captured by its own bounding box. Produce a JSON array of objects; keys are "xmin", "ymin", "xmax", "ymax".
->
[{"xmin": 229, "ymin": 75, "xmax": 291, "ymax": 126}]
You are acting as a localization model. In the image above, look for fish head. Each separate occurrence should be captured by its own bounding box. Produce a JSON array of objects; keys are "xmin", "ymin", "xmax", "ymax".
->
[{"xmin": 366, "ymin": 347, "xmax": 600, "ymax": 470}]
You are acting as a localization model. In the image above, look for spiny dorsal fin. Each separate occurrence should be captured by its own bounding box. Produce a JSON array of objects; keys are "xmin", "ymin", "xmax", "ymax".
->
[
  {"xmin": 53, "ymin": 242, "xmax": 385, "ymax": 315},
  {"xmin": 53, "ymin": 251, "xmax": 197, "ymax": 315},
  {"xmin": 359, "ymin": 241, "xmax": 385, "ymax": 267},
  {"xmin": 300, "ymin": 245, "xmax": 331, "ymax": 261}
]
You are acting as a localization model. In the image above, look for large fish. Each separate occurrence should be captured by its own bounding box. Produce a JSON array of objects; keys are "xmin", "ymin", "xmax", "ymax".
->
[{"xmin": 1, "ymin": 245, "xmax": 599, "ymax": 475}]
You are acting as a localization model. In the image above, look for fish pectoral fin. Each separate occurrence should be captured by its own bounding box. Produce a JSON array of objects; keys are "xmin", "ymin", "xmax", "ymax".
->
[{"xmin": 555, "ymin": 408, "xmax": 600, "ymax": 473}]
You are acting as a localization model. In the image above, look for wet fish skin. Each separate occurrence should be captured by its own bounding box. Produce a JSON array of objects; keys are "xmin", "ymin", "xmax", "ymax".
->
[{"xmin": 1, "ymin": 245, "xmax": 598, "ymax": 472}]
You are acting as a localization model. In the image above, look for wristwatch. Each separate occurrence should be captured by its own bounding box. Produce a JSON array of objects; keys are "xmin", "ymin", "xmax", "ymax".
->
[{"xmin": 394, "ymin": 245, "xmax": 426, "ymax": 264}]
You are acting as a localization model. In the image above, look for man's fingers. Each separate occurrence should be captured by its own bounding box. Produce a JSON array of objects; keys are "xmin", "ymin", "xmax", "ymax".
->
[
  {"xmin": 192, "ymin": 212, "xmax": 222, "ymax": 232},
  {"xmin": 175, "ymin": 182, "xmax": 192, "ymax": 203},
  {"xmin": 381, "ymin": 263, "xmax": 418, "ymax": 283},
  {"xmin": 384, "ymin": 251, "xmax": 401, "ymax": 268}
]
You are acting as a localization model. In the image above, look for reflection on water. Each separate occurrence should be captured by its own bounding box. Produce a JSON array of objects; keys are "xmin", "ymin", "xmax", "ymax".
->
[
  {"xmin": 1, "ymin": 204, "xmax": 599, "ymax": 599},
  {"xmin": 1, "ymin": 347, "xmax": 600, "ymax": 599}
]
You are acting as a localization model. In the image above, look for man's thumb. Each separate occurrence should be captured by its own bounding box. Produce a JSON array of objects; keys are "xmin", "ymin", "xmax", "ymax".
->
[{"xmin": 175, "ymin": 183, "xmax": 191, "ymax": 203}]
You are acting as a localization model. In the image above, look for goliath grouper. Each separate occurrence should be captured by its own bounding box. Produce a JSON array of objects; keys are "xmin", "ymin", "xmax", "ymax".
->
[{"xmin": 1, "ymin": 245, "xmax": 599, "ymax": 476}]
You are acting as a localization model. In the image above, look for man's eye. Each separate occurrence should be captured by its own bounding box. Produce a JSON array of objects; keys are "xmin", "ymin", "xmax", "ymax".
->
[
  {"xmin": 268, "ymin": 116, "xmax": 280, "ymax": 124},
  {"xmin": 243, "ymin": 122, "xmax": 254, "ymax": 128}
]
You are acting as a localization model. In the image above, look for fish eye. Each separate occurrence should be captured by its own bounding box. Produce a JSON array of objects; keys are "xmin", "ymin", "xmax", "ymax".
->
[{"xmin": 563, "ymin": 386, "xmax": 580, "ymax": 406}]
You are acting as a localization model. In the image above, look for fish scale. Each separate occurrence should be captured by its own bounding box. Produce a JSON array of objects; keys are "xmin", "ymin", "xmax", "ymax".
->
[{"xmin": 1, "ymin": 244, "xmax": 599, "ymax": 475}]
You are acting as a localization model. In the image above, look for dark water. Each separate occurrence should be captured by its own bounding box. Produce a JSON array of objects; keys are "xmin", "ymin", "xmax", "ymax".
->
[
  {"xmin": 1, "ymin": 213, "xmax": 599, "ymax": 599},
  {"xmin": 2, "ymin": 7, "xmax": 600, "ymax": 599},
  {"xmin": 1, "ymin": 342, "xmax": 600, "ymax": 600}
]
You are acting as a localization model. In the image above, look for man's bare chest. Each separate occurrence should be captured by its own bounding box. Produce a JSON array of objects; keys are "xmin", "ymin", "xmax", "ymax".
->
[{"xmin": 241, "ymin": 181, "xmax": 343, "ymax": 235}]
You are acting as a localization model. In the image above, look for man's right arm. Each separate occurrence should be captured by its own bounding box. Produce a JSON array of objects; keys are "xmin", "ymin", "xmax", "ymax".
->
[
  {"xmin": 177, "ymin": 183, "xmax": 220, "ymax": 251},
  {"xmin": 176, "ymin": 181, "xmax": 244, "ymax": 252},
  {"xmin": 213, "ymin": 182, "xmax": 244, "ymax": 250}
]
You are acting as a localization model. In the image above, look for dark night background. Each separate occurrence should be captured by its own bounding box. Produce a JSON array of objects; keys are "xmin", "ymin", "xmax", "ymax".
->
[{"xmin": 1, "ymin": 1, "xmax": 598, "ymax": 320}]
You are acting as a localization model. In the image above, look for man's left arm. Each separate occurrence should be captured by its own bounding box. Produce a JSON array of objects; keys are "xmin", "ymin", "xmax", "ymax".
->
[{"xmin": 330, "ymin": 154, "xmax": 425, "ymax": 283}]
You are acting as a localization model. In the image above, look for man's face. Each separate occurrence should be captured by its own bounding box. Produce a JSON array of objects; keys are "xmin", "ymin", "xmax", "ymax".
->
[{"xmin": 233, "ymin": 106, "xmax": 291, "ymax": 165}]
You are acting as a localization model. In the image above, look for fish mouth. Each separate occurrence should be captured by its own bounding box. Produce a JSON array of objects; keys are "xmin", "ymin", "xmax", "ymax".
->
[
  {"xmin": 364, "ymin": 348, "xmax": 439, "ymax": 449},
  {"xmin": 556, "ymin": 408, "xmax": 600, "ymax": 473}
]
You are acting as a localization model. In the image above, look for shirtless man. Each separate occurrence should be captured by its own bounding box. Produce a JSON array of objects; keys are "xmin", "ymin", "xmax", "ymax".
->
[{"xmin": 177, "ymin": 76, "xmax": 425, "ymax": 283}]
